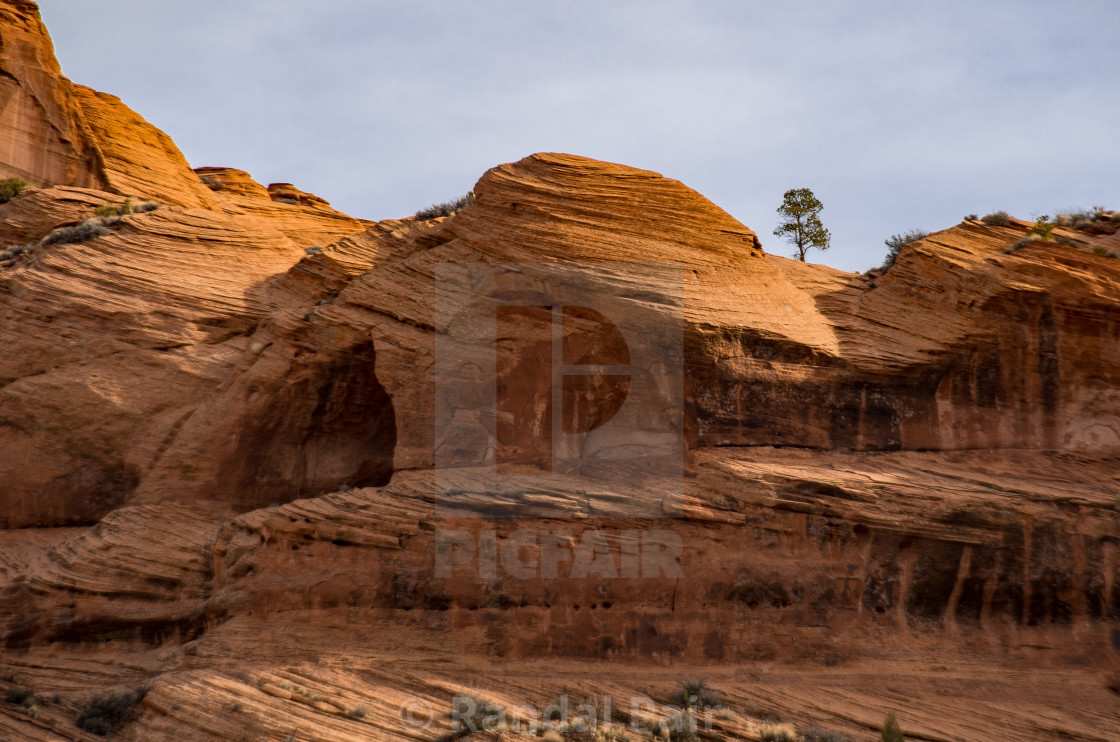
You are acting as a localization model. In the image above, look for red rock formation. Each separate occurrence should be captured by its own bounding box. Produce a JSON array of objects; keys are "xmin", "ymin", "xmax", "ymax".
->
[
  {"xmin": 0, "ymin": 0, "xmax": 102, "ymax": 187},
  {"xmin": 2, "ymin": 4, "xmax": 1120, "ymax": 742},
  {"xmin": 267, "ymin": 182, "xmax": 331, "ymax": 207}
]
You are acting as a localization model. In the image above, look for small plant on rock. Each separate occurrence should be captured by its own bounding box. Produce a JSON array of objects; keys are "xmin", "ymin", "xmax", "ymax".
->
[
  {"xmin": 0, "ymin": 177, "xmax": 28, "ymax": 204},
  {"xmin": 453, "ymin": 696, "xmax": 509, "ymax": 737},
  {"xmin": 881, "ymin": 229, "xmax": 928, "ymax": 271},
  {"xmin": 980, "ymin": 210, "xmax": 1011, "ymax": 226},
  {"xmin": 677, "ymin": 678, "xmax": 720, "ymax": 709},
  {"xmin": 759, "ymin": 722, "xmax": 798, "ymax": 742},
  {"xmin": 95, "ymin": 199, "xmax": 159, "ymax": 218},
  {"xmin": 803, "ymin": 726, "xmax": 848, "ymax": 742},
  {"xmin": 349, "ymin": 706, "xmax": 368, "ymax": 719},
  {"xmin": 1029, "ymin": 215, "xmax": 1055, "ymax": 241},
  {"xmin": 42, "ymin": 220, "xmax": 110, "ymax": 247},
  {"xmin": 880, "ymin": 710, "xmax": 904, "ymax": 742},
  {"xmin": 76, "ymin": 687, "xmax": 149, "ymax": 736},
  {"xmin": 415, "ymin": 191, "xmax": 475, "ymax": 220}
]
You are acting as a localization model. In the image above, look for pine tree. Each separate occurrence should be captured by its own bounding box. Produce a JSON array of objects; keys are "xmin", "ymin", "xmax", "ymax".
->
[{"xmin": 773, "ymin": 187, "xmax": 831, "ymax": 262}]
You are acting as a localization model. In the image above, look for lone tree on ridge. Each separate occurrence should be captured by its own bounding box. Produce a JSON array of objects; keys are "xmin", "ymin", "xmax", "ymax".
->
[{"xmin": 773, "ymin": 187, "xmax": 831, "ymax": 262}]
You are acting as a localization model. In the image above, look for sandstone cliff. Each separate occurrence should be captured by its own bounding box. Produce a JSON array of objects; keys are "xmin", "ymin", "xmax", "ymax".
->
[{"xmin": 2, "ymin": 4, "xmax": 1119, "ymax": 742}]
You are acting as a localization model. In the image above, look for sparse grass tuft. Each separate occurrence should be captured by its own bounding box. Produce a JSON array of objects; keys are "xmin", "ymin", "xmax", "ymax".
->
[
  {"xmin": 666, "ymin": 710, "xmax": 697, "ymax": 741},
  {"xmin": 348, "ymin": 706, "xmax": 368, "ymax": 719},
  {"xmin": 0, "ymin": 177, "xmax": 29, "ymax": 204},
  {"xmin": 803, "ymin": 725, "xmax": 848, "ymax": 742},
  {"xmin": 880, "ymin": 711, "xmax": 904, "ymax": 742},
  {"xmin": 962, "ymin": 213, "xmax": 978, "ymax": 222},
  {"xmin": 980, "ymin": 211, "xmax": 1011, "ymax": 226},
  {"xmin": 415, "ymin": 191, "xmax": 475, "ymax": 220},
  {"xmin": 758, "ymin": 722, "xmax": 798, "ymax": 742},
  {"xmin": 76, "ymin": 687, "xmax": 149, "ymax": 736}
]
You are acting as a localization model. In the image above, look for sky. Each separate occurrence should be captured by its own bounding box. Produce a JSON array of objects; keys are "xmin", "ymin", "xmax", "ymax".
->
[{"xmin": 39, "ymin": 0, "xmax": 1120, "ymax": 273}]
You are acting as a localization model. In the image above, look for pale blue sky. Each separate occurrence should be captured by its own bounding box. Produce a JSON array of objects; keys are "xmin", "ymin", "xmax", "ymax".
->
[{"xmin": 40, "ymin": 1, "xmax": 1120, "ymax": 272}]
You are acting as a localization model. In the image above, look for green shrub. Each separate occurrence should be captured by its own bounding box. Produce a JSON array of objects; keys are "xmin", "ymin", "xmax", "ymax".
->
[
  {"xmin": 1093, "ymin": 246, "xmax": 1116, "ymax": 257},
  {"xmin": 803, "ymin": 726, "xmax": 847, "ymax": 742},
  {"xmin": 42, "ymin": 220, "xmax": 110, "ymax": 247},
  {"xmin": 95, "ymin": 199, "xmax": 159, "ymax": 218},
  {"xmin": 881, "ymin": 711, "xmax": 904, "ymax": 742},
  {"xmin": 415, "ymin": 190, "xmax": 475, "ymax": 220},
  {"xmin": 881, "ymin": 229, "xmax": 928, "ymax": 270},
  {"xmin": 0, "ymin": 177, "xmax": 28, "ymax": 204},
  {"xmin": 76, "ymin": 688, "xmax": 148, "ymax": 736},
  {"xmin": 199, "ymin": 175, "xmax": 224, "ymax": 189},
  {"xmin": 759, "ymin": 722, "xmax": 798, "ymax": 742},
  {"xmin": 1029, "ymin": 215, "xmax": 1055, "ymax": 240},
  {"xmin": 980, "ymin": 211, "xmax": 1011, "ymax": 226},
  {"xmin": 349, "ymin": 706, "xmax": 368, "ymax": 719}
]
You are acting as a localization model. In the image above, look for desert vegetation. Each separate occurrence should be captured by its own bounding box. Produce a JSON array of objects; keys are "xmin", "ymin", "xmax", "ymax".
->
[
  {"xmin": 880, "ymin": 710, "xmax": 904, "ymax": 742},
  {"xmin": 980, "ymin": 210, "xmax": 1011, "ymax": 226},
  {"xmin": 758, "ymin": 721, "xmax": 798, "ymax": 742},
  {"xmin": 76, "ymin": 687, "xmax": 148, "ymax": 735},
  {"xmin": 676, "ymin": 678, "xmax": 721, "ymax": 709},
  {"xmin": 42, "ymin": 220, "xmax": 111, "ymax": 246},
  {"xmin": 773, "ymin": 187, "xmax": 830, "ymax": 262},
  {"xmin": 415, "ymin": 190, "xmax": 475, "ymax": 219},
  {"xmin": 9, "ymin": 199, "xmax": 163, "ymax": 254},
  {"xmin": 880, "ymin": 229, "xmax": 928, "ymax": 271},
  {"xmin": 0, "ymin": 176, "xmax": 28, "ymax": 204}
]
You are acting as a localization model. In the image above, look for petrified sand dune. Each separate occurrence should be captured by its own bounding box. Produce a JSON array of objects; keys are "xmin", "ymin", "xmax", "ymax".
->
[{"xmin": 2, "ymin": 3, "xmax": 1120, "ymax": 741}]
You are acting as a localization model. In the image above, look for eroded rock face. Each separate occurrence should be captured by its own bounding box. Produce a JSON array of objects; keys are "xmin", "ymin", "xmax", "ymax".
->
[
  {"xmin": 0, "ymin": 1, "xmax": 102, "ymax": 188},
  {"xmin": 2, "ymin": 4, "xmax": 1120, "ymax": 741}
]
